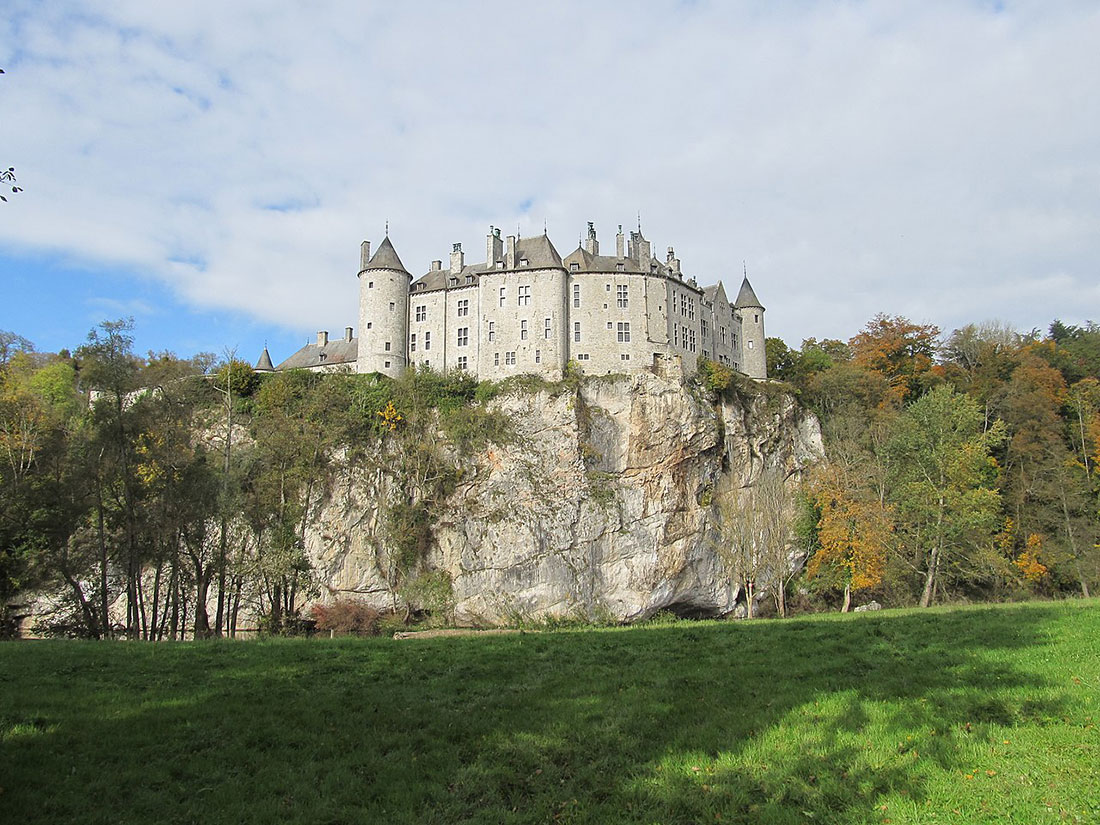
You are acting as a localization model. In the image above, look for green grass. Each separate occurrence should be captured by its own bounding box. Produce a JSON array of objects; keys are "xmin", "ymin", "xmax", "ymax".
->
[{"xmin": 2, "ymin": 601, "xmax": 1099, "ymax": 824}]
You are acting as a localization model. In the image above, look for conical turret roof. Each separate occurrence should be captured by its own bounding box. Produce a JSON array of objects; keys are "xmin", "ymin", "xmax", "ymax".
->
[
  {"xmin": 366, "ymin": 235, "xmax": 409, "ymax": 273},
  {"xmin": 734, "ymin": 276, "xmax": 764, "ymax": 310},
  {"xmin": 255, "ymin": 347, "xmax": 274, "ymax": 371}
]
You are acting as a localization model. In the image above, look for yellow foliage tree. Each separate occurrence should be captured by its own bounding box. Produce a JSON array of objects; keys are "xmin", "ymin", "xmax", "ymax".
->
[{"xmin": 807, "ymin": 465, "xmax": 894, "ymax": 612}]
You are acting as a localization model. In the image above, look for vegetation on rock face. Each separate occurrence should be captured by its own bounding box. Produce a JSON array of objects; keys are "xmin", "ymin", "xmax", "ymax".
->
[{"xmin": 2, "ymin": 600, "xmax": 1098, "ymax": 823}]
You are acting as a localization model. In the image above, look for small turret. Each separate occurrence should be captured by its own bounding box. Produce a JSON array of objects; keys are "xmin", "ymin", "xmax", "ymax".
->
[{"xmin": 255, "ymin": 346, "xmax": 274, "ymax": 373}]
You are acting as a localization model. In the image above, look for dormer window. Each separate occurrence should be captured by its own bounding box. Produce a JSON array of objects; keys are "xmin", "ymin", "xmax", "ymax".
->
[
  {"xmin": 616, "ymin": 263, "xmax": 624, "ymax": 272},
  {"xmin": 570, "ymin": 262, "xmax": 579, "ymax": 272},
  {"xmin": 449, "ymin": 277, "xmax": 457, "ymax": 287},
  {"xmin": 465, "ymin": 274, "xmax": 473, "ymax": 284},
  {"xmin": 520, "ymin": 258, "xmax": 529, "ymax": 267}
]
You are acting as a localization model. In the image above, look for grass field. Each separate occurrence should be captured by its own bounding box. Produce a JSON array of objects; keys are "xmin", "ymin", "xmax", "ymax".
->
[{"xmin": 2, "ymin": 601, "xmax": 1098, "ymax": 824}]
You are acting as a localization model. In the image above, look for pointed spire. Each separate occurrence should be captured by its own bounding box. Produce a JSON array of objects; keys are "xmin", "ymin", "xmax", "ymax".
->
[
  {"xmin": 366, "ymin": 234, "xmax": 409, "ymax": 273},
  {"xmin": 255, "ymin": 346, "xmax": 274, "ymax": 372},
  {"xmin": 734, "ymin": 274, "xmax": 764, "ymax": 310}
]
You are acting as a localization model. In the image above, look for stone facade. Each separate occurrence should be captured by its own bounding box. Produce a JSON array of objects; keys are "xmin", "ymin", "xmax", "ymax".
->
[{"xmin": 262, "ymin": 222, "xmax": 767, "ymax": 381}]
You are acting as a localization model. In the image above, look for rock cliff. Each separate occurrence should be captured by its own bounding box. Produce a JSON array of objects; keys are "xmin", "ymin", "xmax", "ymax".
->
[{"xmin": 309, "ymin": 370, "xmax": 823, "ymax": 623}]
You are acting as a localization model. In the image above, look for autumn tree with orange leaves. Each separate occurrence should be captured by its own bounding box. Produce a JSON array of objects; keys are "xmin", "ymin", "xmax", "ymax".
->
[{"xmin": 849, "ymin": 314, "xmax": 941, "ymax": 405}]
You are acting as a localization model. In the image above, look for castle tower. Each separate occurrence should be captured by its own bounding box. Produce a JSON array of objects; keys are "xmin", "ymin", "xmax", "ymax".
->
[
  {"xmin": 734, "ymin": 275, "xmax": 767, "ymax": 380},
  {"xmin": 357, "ymin": 235, "xmax": 411, "ymax": 377}
]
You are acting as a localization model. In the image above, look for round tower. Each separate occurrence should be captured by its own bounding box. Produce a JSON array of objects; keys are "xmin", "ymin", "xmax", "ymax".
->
[
  {"xmin": 734, "ymin": 275, "xmax": 767, "ymax": 380},
  {"xmin": 356, "ymin": 235, "xmax": 411, "ymax": 377}
]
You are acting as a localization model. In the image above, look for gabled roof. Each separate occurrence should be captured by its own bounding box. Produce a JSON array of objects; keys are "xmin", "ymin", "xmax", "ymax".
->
[
  {"xmin": 255, "ymin": 347, "xmax": 274, "ymax": 371},
  {"xmin": 275, "ymin": 338, "xmax": 358, "ymax": 371},
  {"xmin": 366, "ymin": 236, "xmax": 409, "ymax": 273},
  {"xmin": 734, "ymin": 277, "xmax": 764, "ymax": 310}
]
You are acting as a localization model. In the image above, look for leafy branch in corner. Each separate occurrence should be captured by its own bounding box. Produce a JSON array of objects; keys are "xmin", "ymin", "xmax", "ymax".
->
[{"xmin": 1, "ymin": 167, "xmax": 22, "ymax": 202}]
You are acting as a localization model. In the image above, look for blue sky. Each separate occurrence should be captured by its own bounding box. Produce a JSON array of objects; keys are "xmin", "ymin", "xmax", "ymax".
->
[{"xmin": 2, "ymin": 1, "xmax": 1098, "ymax": 365}]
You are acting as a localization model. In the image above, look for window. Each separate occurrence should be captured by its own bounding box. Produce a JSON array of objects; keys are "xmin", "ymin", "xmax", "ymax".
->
[
  {"xmin": 389, "ymin": 301, "xmax": 395, "ymax": 312},
  {"xmin": 505, "ymin": 351, "xmax": 516, "ymax": 365},
  {"xmin": 720, "ymin": 326, "xmax": 727, "ymax": 345},
  {"xmin": 458, "ymin": 356, "xmax": 468, "ymax": 370},
  {"xmin": 457, "ymin": 299, "xmax": 469, "ymax": 317},
  {"xmin": 457, "ymin": 327, "xmax": 469, "ymax": 347},
  {"xmin": 747, "ymin": 340, "xmax": 754, "ymax": 349},
  {"xmin": 703, "ymin": 350, "xmax": 710, "ymax": 359},
  {"xmin": 465, "ymin": 274, "xmax": 473, "ymax": 284},
  {"xmin": 415, "ymin": 305, "xmax": 426, "ymax": 322},
  {"xmin": 570, "ymin": 262, "xmax": 579, "ymax": 272},
  {"xmin": 574, "ymin": 322, "xmax": 581, "ymax": 342},
  {"xmin": 518, "ymin": 285, "xmax": 531, "ymax": 306},
  {"xmin": 544, "ymin": 318, "xmax": 551, "ymax": 339},
  {"xmin": 366, "ymin": 322, "xmax": 372, "ymax": 329},
  {"xmin": 520, "ymin": 320, "xmax": 528, "ymax": 340},
  {"xmin": 410, "ymin": 334, "xmax": 416, "ymax": 352},
  {"xmin": 384, "ymin": 341, "xmax": 391, "ymax": 352},
  {"xmin": 573, "ymin": 284, "xmax": 580, "ymax": 307},
  {"xmin": 607, "ymin": 322, "xmax": 613, "ymax": 330},
  {"xmin": 519, "ymin": 258, "xmax": 529, "ymax": 267},
  {"xmin": 535, "ymin": 350, "xmax": 541, "ymax": 364},
  {"xmin": 617, "ymin": 284, "xmax": 628, "ymax": 308},
  {"xmin": 384, "ymin": 360, "xmax": 390, "ymax": 368},
  {"xmin": 606, "ymin": 283, "xmax": 611, "ymax": 291},
  {"xmin": 617, "ymin": 322, "xmax": 631, "ymax": 343},
  {"xmin": 577, "ymin": 353, "xmax": 590, "ymax": 361},
  {"xmin": 679, "ymin": 294, "xmax": 688, "ymax": 316},
  {"xmin": 688, "ymin": 300, "xmax": 695, "ymax": 321},
  {"xmin": 367, "ymin": 280, "xmax": 374, "ymax": 289},
  {"xmin": 488, "ymin": 321, "xmax": 495, "ymax": 342},
  {"xmin": 689, "ymin": 329, "xmax": 697, "ymax": 353},
  {"xmin": 701, "ymin": 319, "xmax": 708, "ymax": 339},
  {"xmin": 424, "ymin": 331, "xmax": 431, "ymax": 350},
  {"xmin": 494, "ymin": 352, "xmax": 500, "ymax": 366},
  {"xmin": 674, "ymin": 326, "xmax": 679, "ymax": 347},
  {"xmin": 621, "ymin": 353, "xmax": 631, "ymax": 361},
  {"xmin": 499, "ymin": 287, "xmax": 506, "ymax": 307},
  {"xmin": 616, "ymin": 263, "xmax": 624, "ymax": 272},
  {"xmin": 754, "ymin": 314, "xmax": 759, "ymax": 323}
]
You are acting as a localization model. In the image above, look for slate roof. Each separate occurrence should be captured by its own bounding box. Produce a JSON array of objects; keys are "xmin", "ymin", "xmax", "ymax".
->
[
  {"xmin": 255, "ymin": 347, "xmax": 274, "ymax": 371},
  {"xmin": 734, "ymin": 277, "xmax": 764, "ymax": 309},
  {"xmin": 409, "ymin": 234, "xmax": 567, "ymax": 293},
  {"xmin": 275, "ymin": 338, "xmax": 358, "ymax": 370},
  {"xmin": 366, "ymin": 236, "xmax": 409, "ymax": 273}
]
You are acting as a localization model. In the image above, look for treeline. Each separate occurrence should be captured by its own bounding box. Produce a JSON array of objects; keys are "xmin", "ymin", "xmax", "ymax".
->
[
  {"xmin": 0, "ymin": 320, "xmax": 509, "ymax": 638},
  {"xmin": 765, "ymin": 315, "xmax": 1099, "ymax": 611}
]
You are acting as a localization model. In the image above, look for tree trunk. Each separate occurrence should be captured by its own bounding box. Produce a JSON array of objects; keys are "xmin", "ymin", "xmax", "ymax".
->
[
  {"xmin": 919, "ymin": 543, "xmax": 940, "ymax": 608},
  {"xmin": 841, "ymin": 582, "xmax": 851, "ymax": 613}
]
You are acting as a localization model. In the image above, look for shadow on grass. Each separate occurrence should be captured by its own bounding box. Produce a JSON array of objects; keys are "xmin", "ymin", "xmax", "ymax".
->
[{"xmin": 0, "ymin": 602, "xmax": 1088, "ymax": 824}]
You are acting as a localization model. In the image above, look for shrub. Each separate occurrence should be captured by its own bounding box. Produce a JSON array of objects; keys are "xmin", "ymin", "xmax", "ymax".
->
[{"xmin": 310, "ymin": 599, "xmax": 382, "ymax": 636}]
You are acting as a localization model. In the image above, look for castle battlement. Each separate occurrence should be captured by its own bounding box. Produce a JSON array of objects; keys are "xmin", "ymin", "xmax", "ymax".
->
[{"xmin": 261, "ymin": 222, "xmax": 766, "ymax": 381}]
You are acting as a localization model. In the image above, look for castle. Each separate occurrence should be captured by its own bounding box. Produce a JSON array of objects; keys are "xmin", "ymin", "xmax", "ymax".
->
[{"xmin": 257, "ymin": 222, "xmax": 766, "ymax": 381}]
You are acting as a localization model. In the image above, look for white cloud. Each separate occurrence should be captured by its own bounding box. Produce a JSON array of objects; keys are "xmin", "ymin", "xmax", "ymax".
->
[{"xmin": 2, "ymin": 0, "xmax": 1099, "ymax": 351}]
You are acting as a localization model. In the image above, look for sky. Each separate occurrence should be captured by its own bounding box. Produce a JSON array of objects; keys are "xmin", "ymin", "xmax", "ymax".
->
[{"xmin": 1, "ymin": 1, "xmax": 1098, "ymax": 365}]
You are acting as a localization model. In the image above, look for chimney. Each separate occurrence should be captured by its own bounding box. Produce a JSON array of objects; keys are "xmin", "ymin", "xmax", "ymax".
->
[
  {"xmin": 360, "ymin": 240, "xmax": 371, "ymax": 271},
  {"xmin": 616, "ymin": 225, "xmax": 625, "ymax": 258},
  {"xmin": 666, "ymin": 246, "xmax": 681, "ymax": 275},
  {"xmin": 486, "ymin": 226, "xmax": 503, "ymax": 268},
  {"xmin": 317, "ymin": 330, "xmax": 329, "ymax": 347},
  {"xmin": 450, "ymin": 242, "xmax": 464, "ymax": 274},
  {"xmin": 506, "ymin": 235, "xmax": 516, "ymax": 269},
  {"xmin": 584, "ymin": 221, "xmax": 599, "ymax": 255},
  {"xmin": 431, "ymin": 260, "xmax": 442, "ymax": 271},
  {"xmin": 344, "ymin": 327, "xmax": 353, "ymax": 342}
]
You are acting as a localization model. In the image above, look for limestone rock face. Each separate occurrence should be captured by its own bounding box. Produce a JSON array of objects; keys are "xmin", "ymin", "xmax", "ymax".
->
[{"xmin": 309, "ymin": 373, "xmax": 823, "ymax": 624}]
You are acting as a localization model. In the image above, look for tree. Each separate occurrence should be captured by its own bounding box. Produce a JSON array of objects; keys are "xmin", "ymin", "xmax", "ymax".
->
[
  {"xmin": 888, "ymin": 387, "xmax": 1006, "ymax": 607},
  {"xmin": 850, "ymin": 314, "xmax": 941, "ymax": 405},
  {"xmin": 807, "ymin": 462, "xmax": 894, "ymax": 611}
]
